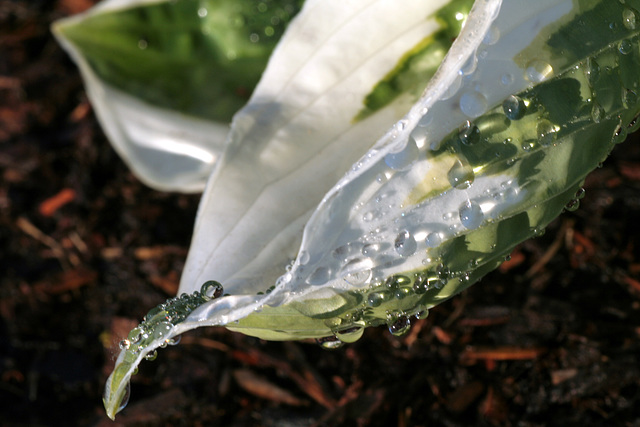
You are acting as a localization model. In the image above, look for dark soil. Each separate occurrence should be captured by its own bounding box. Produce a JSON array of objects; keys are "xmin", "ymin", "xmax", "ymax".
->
[{"xmin": 2, "ymin": 1, "xmax": 640, "ymax": 426}]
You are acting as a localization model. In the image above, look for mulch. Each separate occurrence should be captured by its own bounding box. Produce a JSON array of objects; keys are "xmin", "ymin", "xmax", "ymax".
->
[{"xmin": 1, "ymin": 1, "xmax": 640, "ymax": 426}]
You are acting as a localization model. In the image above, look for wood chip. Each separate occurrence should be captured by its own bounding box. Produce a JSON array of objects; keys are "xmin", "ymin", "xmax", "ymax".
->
[{"xmin": 233, "ymin": 369, "xmax": 306, "ymax": 406}]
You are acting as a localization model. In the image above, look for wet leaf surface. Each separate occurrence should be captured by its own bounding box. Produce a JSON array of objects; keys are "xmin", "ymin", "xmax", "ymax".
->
[{"xmin": 2, "ymin": 1, "xmax": 640, "ymax": 425}]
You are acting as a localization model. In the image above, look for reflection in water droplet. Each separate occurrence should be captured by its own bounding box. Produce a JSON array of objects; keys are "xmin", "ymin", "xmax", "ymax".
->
[
  {"xmin": 447, "ymin": 159, "xmax": 475, "ymax": 189},
  {"xmin": 394, "ymin": 230, "xmax": 417, "ymax": 257},
  {"xmin": 502, "ymin": 95, "xmax": 526, "ymax": 120},
  {"xmin": 460, "ymin": 91, "xmax": 488, "ymax": 118},
  {"xmin": 201, "ymin": 281, "xmax": 224, "ymax": 300},
  {"xmin": 459, "ymin": 201, "xmax": 484, "ymax": 229},
  {"xmin": 388, "ymin": 316, "xmax": 411, "ymax": 336},
  {"xmin": 524, "ymin": 59, "xmax": 553, "ymax": 83}
]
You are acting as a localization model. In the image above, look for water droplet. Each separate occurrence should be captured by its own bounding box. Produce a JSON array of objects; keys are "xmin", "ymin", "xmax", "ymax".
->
[
  {"xmin": 623, "ymin": 7, "xmax": 637, "ymax": 29},
  {"xmin": 375, "ymin": 173, "xmax": 387, "ymax": 184},
  {"xmin": 298, "ymin": 250, "xmax": 310, "ymax": 265},
  {"xmin": 117, "ymin": 382, "xmax": 131, "ymax": 413},
  {"xmin": 153, "ymin": 322, "xmax": 172, "ymax": 340},
  {"xmin": 333, "ymin": 243, "xmax": 360, "ymax": 261},
  {"xmin": 565, "ymin": 199, "xmax": 580, "ymax": 212},
  {"xmin": 591, "ymin": 102, "xmax": 605, "ymax": 123},
  {"xmin": 145, "ymin": 350, "xmax": 158, "ymax": 361},
  {"xmin": 447, "ymin": 159, "xmax": 475, "ymax": 189},
  {"xmin": 524, "ymin": 59, "xmax": 553, "ymax": 83},
  {"xmin": 575, "ymin": 187, "xmax": 586, "ymax": 200},
  {"xmin": 623, "ymin": 89, "xmax": 638, "ymax": 108},
  {"xmin": 394, "ymin": 230, "xmax": 417, "ymax": 257},
  {"xmin": 335, "ymin": 326, "xmax": 364, "ymax": 343},
  {"xmin": 619, "ymin": 39, "xmax": 633, "ymax": 55},
  {"xmin": 200, "ymin": 281, "xmax": 224, "ymax": 300},
  {"xmin": 425, "ymin": 231, "xmax": 444, "ymax": 248},
  {"xmin": 306, "ymin": 266, "xmax": 331, "ymax": 285},
  {"xmin": 388, "ymin": 316, "xmax": 411, "ymax": 336},
  {"xmin": 384, "ymin": 137, "xmax": 419, "ymax": 171},
  {"xmin": 459, "ymin": 54, "xmax": 478, "ymax": 76},
  {"xmin": 585, "ymin": 58, "xmax": 601, "ymax": 86},
  {"xmin": 459, "ymin": 201, "xmax": 484, "ymax": 229},
  {"xmin": 317, "ymin": 336, "xmax": 343, "ymax": 349},
  {"xmin": 502, "ymin": 95, "xmax": 526, "ymax": 120},
  {"xmin": 119, "ymin": 339, "xmax": 130, "ymax": 350},
  {"xmin": 460, "ymin": 91, "xmax": 488, "ymax": 118},
  {"xmin": 249, "ymin": 33, "xmax": 260, "ymax": 43},
  {"xmin": 362, "ymin": 243, "xmax": 381, "ymax": 257},
  {"xmin": 483, "ymin": 26, "xmax": 500, "ymax": 45},
  {"xmin": 458, "ymin": 121, "xmax": 481, "ymax": 145},
  {"xmin": 341, "ymin": 258, "xmax": 373, "ymax": 286},
  {"xmin": 501, "ymin": 73, "xmax": 514, "ymax": 86},
  {"xmin": 367, "ymin": 291, "xmax": 386, "ymax": 307},
  {"xmin": 537, "ymin": 120, "xmax": 558, "ymax": 147},
  {"xmin": 440, "ymin": 74, "xmax": 462, "ymax": 100},
  {"xmin": 197, "ymin": 7, "xmax": 208, "ymax": 18}
]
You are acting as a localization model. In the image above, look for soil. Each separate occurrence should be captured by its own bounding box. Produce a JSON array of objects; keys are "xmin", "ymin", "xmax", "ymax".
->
[{"xmin": 2, "ymin": 1, "xmax": 640, "ymax": 426}]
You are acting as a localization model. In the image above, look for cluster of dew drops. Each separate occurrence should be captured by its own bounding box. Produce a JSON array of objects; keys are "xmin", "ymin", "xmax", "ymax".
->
[{"xmin": 118, "ymin": 281, "xmax": 224, "ymax": 361}]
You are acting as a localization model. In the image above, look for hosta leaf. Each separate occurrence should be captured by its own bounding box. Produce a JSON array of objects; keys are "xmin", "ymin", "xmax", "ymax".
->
[
  {"xmin": 92, "ymin": 0, "xmax": 640, "ymax": 419},
  {"xmin": 53, "ymin": 0, "xmax": 302, "ymax": 191}
]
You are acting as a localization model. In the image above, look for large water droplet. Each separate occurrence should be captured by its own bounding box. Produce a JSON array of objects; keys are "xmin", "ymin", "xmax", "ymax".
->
[
  {"xmin": 341, "ymin": 258, "xmax": 373, "ymax": 287},
  {"xmin": 145, "ymin": 350, "xmax": 158, "ymax": 361},
  {"xmin": 447, "ymin": 159, "xmax": 475, "ymax": 189},
  {"xmin": 502, "ymin": 95, "xmax": 526, "ymax": 120},
  {"xmin": 388, "ymin": 316, "xmax": 411, "ymax": 336},
  {"xmin": 585, "ymin": 58, "xmax": 601, "ymax": 86},
  {"xmin": 367, "ymin": 291, "xmax": 387, "ymax": 307},
  {"xmin": 200, "ymin": 281, "xmax": 224, "ymax": 300},
  {"xmin": 316, "ymin": 336, "xmax": 344, "ymax": 350},
  {"xmin": 459, "ymin": 201, "xmax": 484, "ymax": 229},
  {"xmin": 394, "ymin": 230, "xmax": 417, "ymax": 257},
  {"xmin": 524, "ymin": 59, "xmax": 553, "ymax": 83},
  {"xmin": 306, "ymin": 266, "xmax": 331, "ymax": 285},
  {"xmin": 460, "ymin": 91, "xmax": 488, "ymax": 118},
  {"xmin": 619, "ymin": 39, "xmax": 633, "ymax": 55},
  {"xmin": 335, "ymin": 326, "xmax": 364, "ymax": 343},
  {"xmin": 117, "ymin": 382, "xmax": 131, "ymax": 413},
  {"xmin": 384, "ymin": 137, "xmax": 419, "ymax": 171}
]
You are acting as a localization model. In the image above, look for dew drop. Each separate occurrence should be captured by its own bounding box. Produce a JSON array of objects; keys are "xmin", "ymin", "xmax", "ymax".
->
[
  {"xmin": 536, "ymin": 120, "xmax": 558, "ymax": 147},
  {"xmin": 524, "ymin": 59, "xmax": 553, "ymax": 83},
  {"xmin": 153, "ymin": 322, "xmax": 172, "ymax": 340},
  {"xmin": 200, "ymin": 281, "xmax": 224, "ymax": 300},
  {"xmin": 575, "ymin": 187, "xmax": 586, "ymax": 200},
  {"xmin": 460, "ymin": 91, "xmax": 488, "ymax": 118},
  {"xmin": 591, "ymin": 102, "xmax": 605, "ymax": 123},
  {"xmin": 384, "ymin": 137, "xmax": 419, "ymax": 171},
  {"xmin": 341, "ymin": 258, "xmax": 373, "ymax": 287},
  {"xmin": 619, "ymin": 39, "xmax": 633, "ymax": 55},
  {"xmin": 316, "ymin": 336, "xmax": 344, "ymax": 350},
  {"xmin": 623, "ymin": 89, "xmax": 638, "ymax": 108},
  {"xmin": 298, "ymin": 250, "xmax": 310, "ymax": 265},
  {"xmin": 458, "ymin": 121, "xmax": 481, "ymax": 145},
  {"xmin": 459, "ymin": 201, "xmax": 484, "ymax": 229},
  {"xmin": 459, "ymin": 54, "xmax": 478, "ymax": 76},
  {"xmin": 565, "ymin": 199, "xmax": 580, "ymax": 212},
  {"xmin": 394, "ymin": 230, "xmax": 417, "ymax": 257},
  {"xmin": 335, "ymin": 326, "xmax": 364, "ymax": 343},
  {"xmin": 306, "ymin": 266, "xmax": 331, "ymax": 285},
  {"xmin": 388, "ymin": 316, "xmax": 411, "ymax": 336},
  {"xmin": 362, "ymin": 243, "xmax": 381, "ymax": 257},
  {"xmin": 367, "ymin": 291, "xmax": 386, "ymax": 307},
  {"xmin": 119, "ymin": 339, "xmax": 130, "ymax": 350},
  {"xmin": 623, "ymin": 7, "xmax": 637, "ymax": 29},
  {"xmin": 197, "ymin": 7, "xmax": 208, "ymax": 18},
  {"xmin": 502, "ymin": 95, "xmax": 526, "ymax": 120},
  {"xmin": 585, "ymin": 58, "xmax": 601, "ymax": 86},
  {"xmin": 117, "ymin": 382, "xmax": 131, "ymax": 413},
  {"xmin": 501, "ymin": 73, "xmax": 514, "ymax": 86},
  {"xmin": 145, "ymin": 350, "xmax": 158, "ymax": 361},
  {"xmin": 447, "ymin": 159, "xmax": 475, "ymax": 189},
  {"xmin": 483, "ymin": 26, "xmax": 500, "ymax": 45},
  {"xmin": 425, "ymin": 231, "xmax": 444, "ymax": 248}
]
